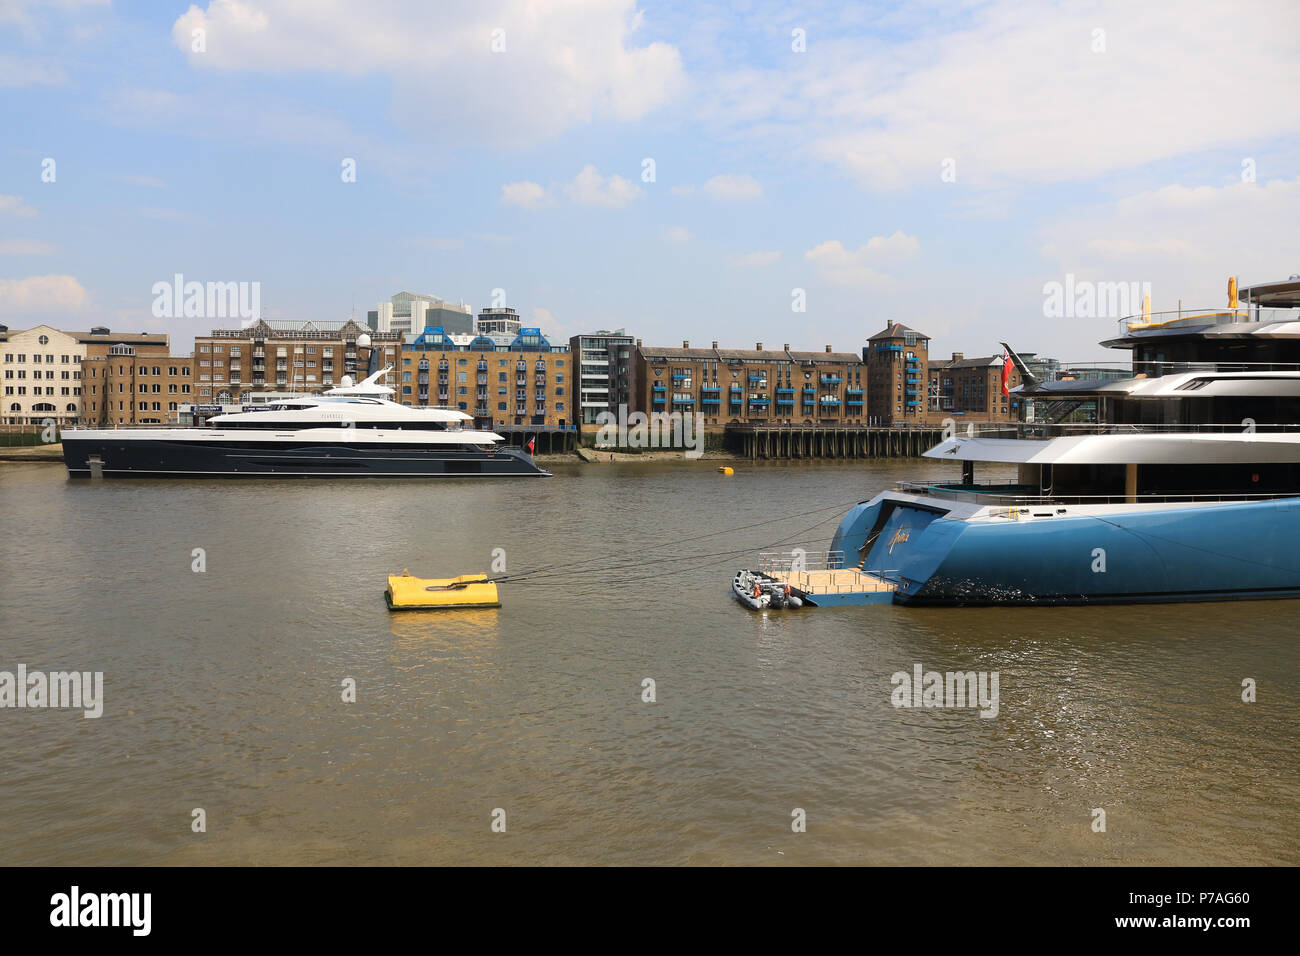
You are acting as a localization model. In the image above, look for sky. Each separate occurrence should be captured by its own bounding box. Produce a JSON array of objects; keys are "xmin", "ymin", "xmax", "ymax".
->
[{"xmin": 1, "ymin": 0, "xmax": 1298, "ymax": 362}]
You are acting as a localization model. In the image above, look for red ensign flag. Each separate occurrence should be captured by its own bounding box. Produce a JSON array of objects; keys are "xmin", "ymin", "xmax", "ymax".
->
[
  {"xmin": 527, "ymin": 437, "xmax": 536, "ymax": 455},
  {"xmin": 1001, "ymin": 353, "xmax": 1013, "ymax": 396}
]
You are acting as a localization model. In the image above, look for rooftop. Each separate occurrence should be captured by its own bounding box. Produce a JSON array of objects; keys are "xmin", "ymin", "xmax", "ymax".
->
[
  {"xmin": 868, "ymin": 322, "xmax": 926, "ymax": 341},
  {"xmin": 933, "ymin": 354, "xmax": 1004, "ymax": 370},
  {"xmin": 639, "ymin": 343, "xmax": 860, "ymax": 364}
]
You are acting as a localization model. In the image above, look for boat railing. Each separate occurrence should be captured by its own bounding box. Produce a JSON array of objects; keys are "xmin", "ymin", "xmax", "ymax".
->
[
  {"xmin": 944, "ymin": 421, "xmax": 1300, "ymax": 439},
  {"xmin": 1115, "ymin": 305, "xmax": 1297, "ymax": 334},
  {"xmin": 756, "ymin": 550, "xmax": 846, "ymax": 573},
  {"xmin": 1049, "ymin": 358, "xmax": 1300, "ymax": 375},
  {"xmin": 897, "ymin": 480, "xmax": 1299, "ymax": 507},
  {"xmin": 61, "ymin": 423, "xmax": 185, "ymax": 430}
]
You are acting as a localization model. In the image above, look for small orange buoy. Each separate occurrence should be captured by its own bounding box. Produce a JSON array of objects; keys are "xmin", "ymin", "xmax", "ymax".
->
[{"xmin": 718, "ymin": 466, "xmax": 734, "ymax": 475}]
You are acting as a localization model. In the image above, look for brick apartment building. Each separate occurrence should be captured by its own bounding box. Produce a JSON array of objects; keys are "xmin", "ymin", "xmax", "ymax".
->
[
  {"xmin": 80, "ymin": 332, "xmax": 190, "ymax": 425},
  {"xmin": 634, "ymin": 340, "xmax": 866, "ymax": 424},
  {"xmin": 865, "ymin": 323, "xmax": 930, "ymax": 425},
  {"xmin": 398, "ymin": 326, "xmax": 572, "ymax": 431},
  {"xmin": 928, "ymin": 352, "xmax": 1023, "ymax": 421},
  {"xmin": 3, "ymin": 324, "xmax": 176, "ymax": 425},
  {"xmin": 193, "ymin": 318, "xmax": 402, "ymax": 404}
]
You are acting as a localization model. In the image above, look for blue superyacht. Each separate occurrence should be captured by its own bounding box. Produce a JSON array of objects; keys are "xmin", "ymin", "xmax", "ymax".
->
[{"xmin": 738, "ymin": 276, "xmax": 1300, "ymax": 606}]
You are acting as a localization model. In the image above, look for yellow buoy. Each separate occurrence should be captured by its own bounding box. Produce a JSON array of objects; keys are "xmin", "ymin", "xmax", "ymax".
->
[
  {"xmin": 1228, "ymin": 275, "xmax": 1238, "ymax": 309},
  {"xmin": 718, "ymin": 466, "xmax": 734, "ymax": 475},
  {"xmin": 385, "ymin": 570, "xmax": 500, "ymax": 610}
]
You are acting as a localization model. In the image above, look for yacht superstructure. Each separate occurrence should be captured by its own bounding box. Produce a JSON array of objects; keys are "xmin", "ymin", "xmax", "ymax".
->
[
  {"xmin": 61, "ymin": 367, "xmax": 550, "ymax": 478},
  {"xmin": 739, "ymin": 276, "xmax": 1300, "ymax": 606}
]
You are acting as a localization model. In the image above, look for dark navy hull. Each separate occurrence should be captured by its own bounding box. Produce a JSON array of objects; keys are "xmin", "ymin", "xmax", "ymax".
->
[
  {"xmin": 829, "ymin": 491, "xmax": 1300, "ymax": 606},
  {"xmin": 61, "ymin": 437, "xmax": 550, "ymax": 478}
]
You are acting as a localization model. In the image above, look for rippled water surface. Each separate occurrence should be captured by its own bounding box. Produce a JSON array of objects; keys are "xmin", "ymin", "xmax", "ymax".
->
[{"xmin": 1, "ymin": 459, "xmax": 1296, "ymax": 865}]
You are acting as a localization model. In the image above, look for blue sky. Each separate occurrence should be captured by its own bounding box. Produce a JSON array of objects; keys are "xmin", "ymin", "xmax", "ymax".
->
[{"xmin": 2, "ymin": 0, "xmax": 1298, "ymax": 361}]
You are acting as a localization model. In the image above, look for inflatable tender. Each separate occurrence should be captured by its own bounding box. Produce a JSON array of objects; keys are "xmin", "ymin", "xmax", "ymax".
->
[
  {"xmin": 732, "ymin": 569, "xmax": 802, "ymax": 610},
  {"xmin": 385, "ymin": 570, "xmax": 501, "ymax": 610}
]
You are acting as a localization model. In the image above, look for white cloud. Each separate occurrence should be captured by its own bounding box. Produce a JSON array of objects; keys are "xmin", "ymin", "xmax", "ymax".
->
[
  {"xmin": 0, "ymin": 0, "xmax": 108, "ymax": 26},
  {"xmin": 804, "ymin": 231, "xmax": 920, "ymax": 286},
  {"xmin": 531, "ymin": 306, "xmax": 575, "ymax": 339},
  {"xmin": 0, "ymin": 54, "xmax": 67, "ymax": 86},
  {"xmin": 702, "ymin": 173, "xmax": 762, "ymax": 201},
  {"xmin": 730, "ymin": 250, "xmax": 781, "ymax": 268},
  {"xmin": 0, "ymin": 274, "xmax": 89, "ymax": 314},
  {"xmin": 564, "ymin": 165, "xmax": 643, "ymax": 207},
  {"xmin": 669, "ymin": 185, "xmax": 695, "ymax": 197},
  {"xmin": 662, "ymin": 225, "xmax": 690, "ymax": 242},
  {"xmin": 171, "ymin": 0, "xmax": 685, "ymax": 145},
  {"xmin": 1083, "ymin": 238, "xmax": 1193, "ymax": 259},
  {"xmin": 0, "ymin": 239, "xmax": 56, "ymax": 255},
  {"xmin": 0, "ymin": 194, "xmax": 38, "ymax": 218},
  {"xmin": 500, "ymin": 181, "xmax": 551, "ymax": 209},
  {"xmin": 701, "ymin": 0, "xmax": 1300, "ymax": 190},
  {"xmin": 1040, "ymin": 176, "xmax": 1300, "ymax": 303},
  {"xmin": 105, "ymin": 87, "xmax": 188, "ymax": 124},
  {"xmin": 105, "ymin": 86, "xmax": 357, "ymax": 159}
]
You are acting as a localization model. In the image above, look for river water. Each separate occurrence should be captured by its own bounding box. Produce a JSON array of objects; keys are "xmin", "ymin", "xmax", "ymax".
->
[{"xmin": 0, "ymin": 459, "xmax": 1295, "ymax": 865}]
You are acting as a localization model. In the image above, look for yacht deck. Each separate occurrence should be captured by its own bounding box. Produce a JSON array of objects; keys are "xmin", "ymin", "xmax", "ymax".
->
[{"xmin": 767, "ymin": 568, "xmax": 898, "ymax": 596}]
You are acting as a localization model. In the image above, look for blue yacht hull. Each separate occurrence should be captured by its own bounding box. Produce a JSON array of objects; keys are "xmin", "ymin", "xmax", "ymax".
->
[{"xmin": 828, "ymin": 492, "xmax": 1300, "ymax": 605}]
